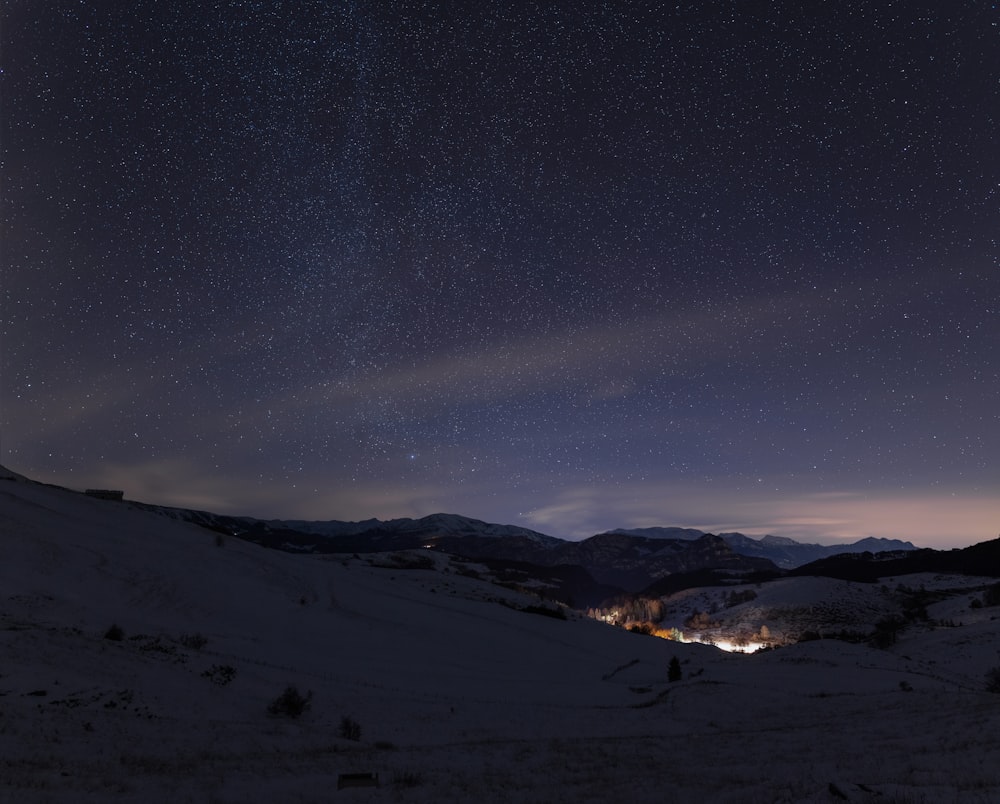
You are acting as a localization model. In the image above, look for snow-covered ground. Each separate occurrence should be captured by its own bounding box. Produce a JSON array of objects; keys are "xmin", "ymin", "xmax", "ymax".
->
[{"xmin": 3, "ymin": 468, "xmax": 1000, "ymax": 802}]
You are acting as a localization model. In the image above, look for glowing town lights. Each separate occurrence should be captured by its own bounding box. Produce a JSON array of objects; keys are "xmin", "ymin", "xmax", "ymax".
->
[{"xmin": 690, "ymin": 637, "xmax": 766, "ymax": 653}]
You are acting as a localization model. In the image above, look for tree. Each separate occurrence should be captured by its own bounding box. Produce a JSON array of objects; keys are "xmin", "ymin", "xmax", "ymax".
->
[
  {"xmin": 339, "ymin": 715, "xmax": 362, "ymax": 741},
  {"xmin": 104, "ymin": 623, "xmax": 125, "ymax": 641},
  {"xmin": 986, "ymin": 666, "xmax": 1000, "ymax": 694},
  {"xmin": 871, "ymin": 616, "xmax": 905, "ymax": 649},
  {"xmin": 668, "ymin": 656, "xmax": 682, "ymax": 682},
  {"xmin": 984, "ymin": 582, "xmax": 1000, "ymax": 607},
  {"xmin": 267, "ymin": 685, "xmax": 312, "ymax": 718}
]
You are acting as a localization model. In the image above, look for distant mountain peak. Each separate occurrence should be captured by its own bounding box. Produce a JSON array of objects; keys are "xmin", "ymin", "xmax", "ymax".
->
[
  {"xmin": 597, "ymin": 525, "xmax": 920, "ymax": 570},
  {"xmin": 272, "ymin": 511, "xmax": 564, "ymax": 548},
  {"xmin": 603, "ymin": 526, "xmax": 708, "ymax": 541},
  {"xmin": 759, "ymin": 534, "xmax": 803, "ymax": 547},
  {"xmin": 851, "ymin": 536, "xmax": 917, "ymax": 551}
]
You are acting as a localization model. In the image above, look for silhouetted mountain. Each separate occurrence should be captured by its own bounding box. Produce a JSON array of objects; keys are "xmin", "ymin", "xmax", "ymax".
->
[
  {"xmin": 606, "ymin": 527, "xmax": 916, "ymax": 569},
  {"xmin": 790, "ymin": 537, "xmax": 1000, "ymax": 582},
  {"xmin": 126, "ymin": 503, "xmax": 780, "ymax": 594},
  {"xmin": 280, "ymin": 512, "xmax": 562, "ymax": 546},
  {"xmin": 110, "ymin": 486, "xmax": 985, "ymax": 598}
]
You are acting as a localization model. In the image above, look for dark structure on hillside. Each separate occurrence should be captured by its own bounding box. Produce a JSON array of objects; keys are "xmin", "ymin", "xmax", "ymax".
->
[{"xmin": 85, "ymin": 489, "xmax": 124, "ymax": 501}]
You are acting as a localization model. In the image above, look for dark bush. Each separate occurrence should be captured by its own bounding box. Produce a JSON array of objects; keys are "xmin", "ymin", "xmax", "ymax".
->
[
  {"xmin": 986, "ymin": 667, "xmax": 1000, "ymax": 694},
  {"xmin": 831, "ymin": 629, "xmax": 868, "ymax": 644},
  {"xmin": 202, "ymin": 665, "xmax": 237, "ymax": 686},
  {"xmin": 521, "ymin": 604, "xmax": 567, "ymax": 620},
  {"xmin": 984, "ymin": 583, "xmax": 1000, "ymax": 607},
  {"xmin": 267, "ymin": 686, "xmax": 312, "ymax": 718},
  {"xmin": 104, "ymin": 624, "xmax": 125, "ymax": 641},
  {"xmin": 339, "ymin": 715, "xmax": 362, "ymax": 741},
  {"xmin": 180, "ymin": 633, "xmax": 208, "ymax": 650},
  {"xmin": 668, "ymin": 656, "xmax": 682, "ymax": 682},
  {"xmin": 725, "ymin": 589, "xmax": 757, "ymax": 608},
  {"xmin": 870, "ymin": 616, "xmax": 905, "ymax": 649},
  {"xmin": 392, "ymin": 770, "xmax": 423, "ymax": 788}
]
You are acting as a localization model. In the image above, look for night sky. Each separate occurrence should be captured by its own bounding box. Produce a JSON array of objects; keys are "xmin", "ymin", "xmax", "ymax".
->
[{"xmin": 3, "ymin": 2, "xmax": 999, "ymax": 547}]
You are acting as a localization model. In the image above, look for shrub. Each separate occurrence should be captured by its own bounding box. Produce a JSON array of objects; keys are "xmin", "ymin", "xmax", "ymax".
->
[
  {"xmin": 984, "ymin": 583, "xmax": 1000, "ymax": 607},
  {"xmin": 668, "ymin": 656, "xmax": 682, "ymax": 682},
  {"xmin": 202, "ymin": 665, "xmax": 237, "ymax": 686},
  {"xmin": 870, "ymin": 616, "xmax": 905, "ymax": 649},
  {"xmin": 104, "ymin": 624, "xmax": 125, "ymax": 641},
  {"xmin": 180, "ymin": 633, "xmax": 208, "ymax": 650},
  {"xmin": 521, "ymin": 604, "xmax": 567, "ymax": 620},
  {"xmin": 986, "ymin": 667, "xmax": 1000, "ymax": 694},
  {"xmin": 725, "ymin": 589, "xmax": 757, "ymax": 608},
  {"xmin": 392, "ymin": 770, "xmax": 423, "ymax": 788},
  {"xmin": 339, "ymin": 715, "xmax": 362, "ymax": 741},
  {"xmin": 267, "ymin": 685, "xmax": 312, "ymax": 718}
]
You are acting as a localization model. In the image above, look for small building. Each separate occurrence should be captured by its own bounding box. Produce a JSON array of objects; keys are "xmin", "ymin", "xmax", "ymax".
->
[{"xmin": 85, "ymin": 489, "xmax": 124, "ymax": 501}]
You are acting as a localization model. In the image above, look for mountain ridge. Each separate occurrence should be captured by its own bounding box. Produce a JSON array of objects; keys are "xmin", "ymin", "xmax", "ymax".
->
[
  {"xmin": 606, "ymin": 526, "xmax": 916, "ymax": 569},
  {"xmin": 0, "ymin": 464, "xmax": 924, "ymax": 602}
]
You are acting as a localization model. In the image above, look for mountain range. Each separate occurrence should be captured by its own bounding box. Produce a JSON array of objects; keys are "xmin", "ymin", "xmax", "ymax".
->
[
  {"xmin": 0, "ymin": 464, "xmax": 950, "ymax": 604},
  {"xmin": 123, "ymin": 501, "xmax": 916, "ymax": 604}
]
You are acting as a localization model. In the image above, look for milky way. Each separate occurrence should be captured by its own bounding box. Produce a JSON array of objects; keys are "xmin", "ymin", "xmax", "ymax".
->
[{"xmin": 3, "ymin": 2, "xmax": 998, "ymax": 545}]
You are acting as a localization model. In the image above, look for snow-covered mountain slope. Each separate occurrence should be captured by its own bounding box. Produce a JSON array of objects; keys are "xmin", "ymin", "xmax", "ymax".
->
[
  {"xmin": 278, "ymin": 511, "xmax": 563, "ymax": 546},
  {"xmin": 3, "ymin": 468, "xmax": 1000, "ymax": 802}
]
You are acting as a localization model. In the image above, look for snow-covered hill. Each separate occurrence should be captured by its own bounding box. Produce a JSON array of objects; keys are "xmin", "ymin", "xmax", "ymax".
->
[
  {"xmin": 278, "ymin": 511, "xmax": 563, "ymax": 546},
  {"xmin": 3, "ymin": 466, "xmax": 1000, "ymax": 802}
]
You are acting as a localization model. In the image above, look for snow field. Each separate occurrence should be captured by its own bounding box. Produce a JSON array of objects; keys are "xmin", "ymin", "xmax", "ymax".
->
[{"xmin": 2, "ymin": 472, "xmax": 1000, "ymax": 802}]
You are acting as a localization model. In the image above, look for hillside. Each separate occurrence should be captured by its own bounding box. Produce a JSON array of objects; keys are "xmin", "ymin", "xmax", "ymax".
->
[{"xmin": 3, "ymin": 467, "xmax": 1000, "ymax": 802}]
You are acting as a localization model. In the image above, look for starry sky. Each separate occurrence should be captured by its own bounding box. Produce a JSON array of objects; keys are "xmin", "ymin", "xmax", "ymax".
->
[{"xmin": 3, "ymin": 1, "xmax": 999, "ymax": 548}]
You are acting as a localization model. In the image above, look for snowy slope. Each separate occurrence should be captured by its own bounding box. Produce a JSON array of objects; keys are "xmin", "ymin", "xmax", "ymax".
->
[
  {"xmin": 2, "ymin": 468, "xmax": 1000, "ymax": 803},
  {"xmin": 275, "ymin": 511, "xmax": 564, "ymax": 545}
]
